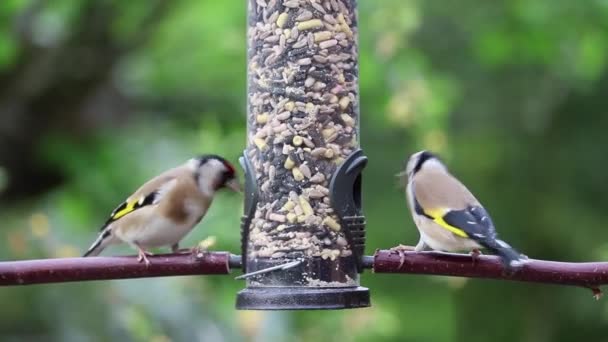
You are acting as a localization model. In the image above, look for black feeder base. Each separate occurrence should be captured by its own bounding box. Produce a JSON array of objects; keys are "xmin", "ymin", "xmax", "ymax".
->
[{"xmin": 235, "ymin": 286, "xmax": 370, "ymax": 310}]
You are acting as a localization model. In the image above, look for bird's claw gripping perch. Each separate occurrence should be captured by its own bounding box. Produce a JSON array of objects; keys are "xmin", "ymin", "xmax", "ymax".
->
[
  {"xmin": 136, "ymin": 248, "xmax": 153, "ymax": 266},
  {"xmin": 470, "ymin": 248, "xmax": 483, "ymax": 266},
  {"xmin": 390, "ymin": 244, "xmax": 416, "ymax": 269}
]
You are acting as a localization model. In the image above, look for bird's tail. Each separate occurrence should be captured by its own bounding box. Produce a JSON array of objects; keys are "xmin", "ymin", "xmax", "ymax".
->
[
  {"xmin": 484, "ymin": 238, "xmax": 528, "ymax": 270},
  {"xmin": 83, "ymin": 229, "xmax": 112, "ymax": 257}
]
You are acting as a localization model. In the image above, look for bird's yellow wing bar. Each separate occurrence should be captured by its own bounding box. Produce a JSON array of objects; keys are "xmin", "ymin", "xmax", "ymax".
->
[
  {"xmin": 110, "ymin": 199, "xmax": 138, "ymax": 220},
  {"xmin": 424, "ymin": 208, "xmax": 469, "ymax": 238}
]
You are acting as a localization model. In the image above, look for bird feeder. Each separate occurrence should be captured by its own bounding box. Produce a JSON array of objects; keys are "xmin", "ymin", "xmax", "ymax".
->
[{"xmin": 237, "ymin": 0, "xmax": 369, "ymax": 310}]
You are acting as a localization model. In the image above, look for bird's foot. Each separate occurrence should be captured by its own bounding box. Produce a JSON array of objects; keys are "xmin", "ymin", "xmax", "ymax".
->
[
  {"xmin": 390, "ymin": 244, "xmax": 416, "ymax": 252},
  {"xmin": 390, "ymin": 244, "xmax": 416, "ymax": 269},
  {"xmin": 136, "ymin": 248, "xmax": 153, "ymax": 266},
  {"xmin": 470, "ymin": 248, "xmax": 483, "ymax": 266}
]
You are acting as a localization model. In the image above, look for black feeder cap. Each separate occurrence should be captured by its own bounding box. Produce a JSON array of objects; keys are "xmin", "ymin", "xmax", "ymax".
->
[{"xmin": 236, "ymin": 286, "xmax": 370, "ymax": 310}]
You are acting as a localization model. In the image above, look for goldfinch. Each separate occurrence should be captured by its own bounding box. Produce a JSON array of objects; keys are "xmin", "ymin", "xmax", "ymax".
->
[
  {"xmin": 83, "ymin": 155, "xmax": 241, "ymax": 265},
  {"xmin": 399, "ymin": 150, "xmax": 527, "ymax": 269}
]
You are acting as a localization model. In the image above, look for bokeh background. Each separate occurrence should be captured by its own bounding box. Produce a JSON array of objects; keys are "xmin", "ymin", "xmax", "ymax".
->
[{"xmin": 1, "ymin": 0, "xmax": 608, "ymax": 341}]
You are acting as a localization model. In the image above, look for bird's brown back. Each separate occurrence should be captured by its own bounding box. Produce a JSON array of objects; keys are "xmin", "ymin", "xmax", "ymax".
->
[
  {"xmin": 127, "ymin": 166, "xmax": 186, "ymax": 202},
  {"xmin": 412, "ymin": 169, "xmax": 479, "ymax": 211}
]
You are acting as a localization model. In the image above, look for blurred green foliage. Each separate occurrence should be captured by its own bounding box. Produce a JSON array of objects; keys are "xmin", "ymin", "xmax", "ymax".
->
[{"xmin": 1, "ymin": 0, "xmax": 608, "ymax": 341}]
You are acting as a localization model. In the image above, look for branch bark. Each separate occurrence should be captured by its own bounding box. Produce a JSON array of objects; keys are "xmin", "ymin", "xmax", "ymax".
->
[
  {"xmin": 371, "ymin": 250, "xmax": 608, "ymax": 298},
  {"xmin": 0, "ymin": 252, "xmax": 232, "ymax": 286},
  {"xmin": 2, "ymin": 250, "xmax": 607, "ymax": 299}
]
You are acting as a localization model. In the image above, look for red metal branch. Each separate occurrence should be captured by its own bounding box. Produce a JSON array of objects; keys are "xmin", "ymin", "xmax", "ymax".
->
[
  {"xmin": 0, "ymin": 252, "xmax": 233, "ymax": 286},
  {"xmin": 372, "ymin": 250, "xmax": 608, "ymax": 297}
]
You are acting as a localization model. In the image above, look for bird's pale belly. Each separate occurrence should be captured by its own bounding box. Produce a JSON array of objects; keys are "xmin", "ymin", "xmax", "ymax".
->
[
  {"xmin": 115, "ymin": 215, "xmax": 199, "ymax": 249},
  {"xmin": 415, "ymin": 215, "xmax": 481, "ymax": 252}
]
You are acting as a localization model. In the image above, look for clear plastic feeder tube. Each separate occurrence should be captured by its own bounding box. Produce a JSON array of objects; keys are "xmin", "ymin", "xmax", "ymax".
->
[{"xmin": 238, "ymin": 0, "xmax": 368, "ymax": 310}]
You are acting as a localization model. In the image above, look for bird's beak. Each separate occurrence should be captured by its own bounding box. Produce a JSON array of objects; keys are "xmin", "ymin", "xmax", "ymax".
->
[{"xmin": 226, "ymin": 178, "xmax": 242, "ymax": 193}]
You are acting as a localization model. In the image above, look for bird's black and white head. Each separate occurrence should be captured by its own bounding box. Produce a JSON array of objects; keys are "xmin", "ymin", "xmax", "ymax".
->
[
  {"xmin": 405, "ymin": 150, "xmax": 447, "ymax": 178},
  {"xmin": 188, "ymin": 155, "xmax": 241, "ymax": 196}
]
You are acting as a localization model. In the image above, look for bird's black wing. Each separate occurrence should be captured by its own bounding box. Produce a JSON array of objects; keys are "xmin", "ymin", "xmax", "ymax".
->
[
  {"xmin": 441, "ymin": 206, "xmax": 498, "ymax": 241},
  {"xmin": 99, "ymin": 191, "xmax": 158, "ymax": 230}
]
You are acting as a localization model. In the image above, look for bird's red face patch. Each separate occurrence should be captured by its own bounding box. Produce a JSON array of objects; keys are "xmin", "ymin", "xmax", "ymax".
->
[{"xmin": 223, "ymin": 161, "xmax": 236, "ymax": 176}]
